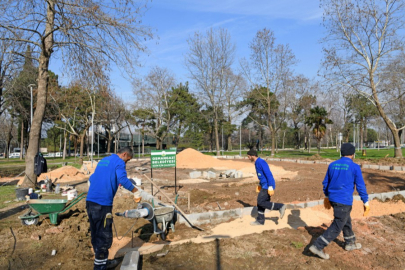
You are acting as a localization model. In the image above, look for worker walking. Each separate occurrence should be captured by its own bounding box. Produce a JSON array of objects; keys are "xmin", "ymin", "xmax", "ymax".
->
[
  {"xmin": 247, "ymin": 150, "xmax": 286, "ymax": 225},
  {"xmin": 309, "ymin": 143, "xmax": 370, "ymax": 260},
  {"xmin": 86, "ymin": 147, "xmax": 141, "ymax": 270}
]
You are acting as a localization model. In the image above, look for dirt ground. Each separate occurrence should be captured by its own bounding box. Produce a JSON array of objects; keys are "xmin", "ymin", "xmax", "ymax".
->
[{"xmin": 1, "ymin": 150, "xmax": 405, "ymax": 269}]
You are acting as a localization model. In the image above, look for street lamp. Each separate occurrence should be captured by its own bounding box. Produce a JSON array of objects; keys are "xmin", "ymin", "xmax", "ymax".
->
[{"xmin": 28, "ymin": 84, "xmax": 36, "ymax": 126}]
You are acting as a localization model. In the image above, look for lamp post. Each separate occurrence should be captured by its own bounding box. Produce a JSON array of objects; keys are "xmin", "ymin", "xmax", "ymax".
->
[{"xmin": 28, "ymin": 84, "xmax": 36, "ymax": 126}]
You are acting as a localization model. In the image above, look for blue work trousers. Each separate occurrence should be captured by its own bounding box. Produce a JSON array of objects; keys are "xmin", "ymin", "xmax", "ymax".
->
[
  {"xmin": 86, "ymin": 201, "xmax": 113, "ymax": 270},
  {"xmin": 313, "ymin": 201, "xmax": 356, "ymax": 250}
]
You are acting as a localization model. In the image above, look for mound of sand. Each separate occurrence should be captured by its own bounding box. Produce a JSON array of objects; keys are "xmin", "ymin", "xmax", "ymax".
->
[
  {"xmin": 177, "ymin": 148, "xmax": 222, "ymax": 169},
  {"xmin": 17, "ymin": 165, "xmax": 89, "ymax": 185},
  {"xmin": 177, "ymin": 148, "xmax": 297, "ymax": 181}
]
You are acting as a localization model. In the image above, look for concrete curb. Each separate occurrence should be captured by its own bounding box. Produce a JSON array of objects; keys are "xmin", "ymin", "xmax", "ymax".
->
[
  {"xmin": 120, "ymin": 250, "xmax": 140, "ymax": 270},
  {"xmin": 178, "ymin": 191, "xmax": 405, "ymax": 226}
]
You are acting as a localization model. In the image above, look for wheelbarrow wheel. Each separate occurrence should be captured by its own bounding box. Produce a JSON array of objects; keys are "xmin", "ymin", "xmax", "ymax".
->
[{"xmin": 21, "ymin": 217, "xmax": 39, "ymax": 226}]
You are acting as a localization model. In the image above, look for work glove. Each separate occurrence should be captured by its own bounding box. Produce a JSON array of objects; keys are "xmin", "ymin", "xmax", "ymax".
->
[
  {"xmin": 324, "ymin": 197, "xmax": 332, "ymax": 210},
  {"xmin": 363, "ymin": 201, "xmax": 370, "ymax": 217},
  {"xmin": 267, "ymin": 186, "xmax": 274, "ymax": 196},
  {"xmin": 133, "ymin": 190, "xmax": 141, "ymax": 203},
  {"xmin": 256, "ymin": 185, "xmax": 261, "ymax": 193}
]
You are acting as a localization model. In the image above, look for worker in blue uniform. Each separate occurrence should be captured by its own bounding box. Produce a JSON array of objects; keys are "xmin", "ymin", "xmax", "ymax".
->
[
  {"xmin": 248, "ymin": 150, "xmax": 286, "ymax": 225},
  {"xmin": 309, "ymin": 143, "xmax": 370, "ymax": 260},
  {"xmin": 86, "ymin": 147, "xmax": 141, "ymax": 270}
]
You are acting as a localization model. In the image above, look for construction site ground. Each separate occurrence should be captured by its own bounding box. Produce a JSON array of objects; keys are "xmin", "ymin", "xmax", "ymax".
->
[{"xmin": 1, "ymin": 149, "xmax": 405, "ymax": 269}]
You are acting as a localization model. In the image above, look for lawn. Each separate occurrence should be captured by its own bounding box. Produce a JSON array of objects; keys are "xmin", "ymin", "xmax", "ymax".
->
[
  {"xmin": 203, "ymin": 147, "xmax": 405, "ymax": 161},
  {"xmin": 0, "ymin": 185, "xmax": 18, "ymax": 209}
]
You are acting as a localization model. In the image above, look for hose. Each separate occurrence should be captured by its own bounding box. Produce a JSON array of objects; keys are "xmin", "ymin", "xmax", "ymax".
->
[{"xmin": 111, "ymin": 218, "xmax": 139, "ymax": 241}]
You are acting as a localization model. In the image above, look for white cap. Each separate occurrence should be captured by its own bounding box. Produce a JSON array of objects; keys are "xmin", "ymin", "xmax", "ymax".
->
[{"xmin": 28, "ymin": 188, "xmax": 33, "ymax": 194}]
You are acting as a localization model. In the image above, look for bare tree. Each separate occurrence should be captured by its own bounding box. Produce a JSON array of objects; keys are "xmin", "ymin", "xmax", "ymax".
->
[
  {"xmin": 0, "ymin": 31, "xmax": 23, "ymax": 117},
  {"xmin": 240, "ymin": 28, "xmax": 297, "ymax": 156},
  {"xmin": 133, "ymin": 66, "xmax": 176, "ymax": 149},
  {"xmin": 0, "ymin": 110, "xmax": 18, "ymax": 159},
  {"xmin": 320, "ymin": 0, "xmax": 405, "ymax": 157},
  {"xmin": 0, "ymin": 0, "xmax": 153, "ymax": 187},
  {"xmin": 223, "ymin": 69, "xmax": 245, "ymax": 150},
  {"xmin": 185, "ymin": 28, "xmax": 236, "ymax": 155}
]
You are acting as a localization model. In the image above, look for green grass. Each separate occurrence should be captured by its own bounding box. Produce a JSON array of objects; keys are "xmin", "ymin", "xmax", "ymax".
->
[
  {"xmin": 0, "ymin": 185, "xmax": 18, "ymax": 209},
  {"xmin": 203, "ymin": 147, "xmax": 405, "ymax": 161},
  {"xmin": 291, "ymin": 241, "xmax": 304, "ymax": 249}
]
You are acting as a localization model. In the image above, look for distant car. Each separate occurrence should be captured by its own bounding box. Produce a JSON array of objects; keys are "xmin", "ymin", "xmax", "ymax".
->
[{"xmin": 9, "ymin": 153, "xmax": 20, "ymax": 158}]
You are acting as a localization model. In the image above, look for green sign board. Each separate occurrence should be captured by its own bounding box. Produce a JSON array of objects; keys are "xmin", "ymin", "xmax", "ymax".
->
[{"xmin": 150, "ymin": 149, "xmax": 177, "ymax": 168}]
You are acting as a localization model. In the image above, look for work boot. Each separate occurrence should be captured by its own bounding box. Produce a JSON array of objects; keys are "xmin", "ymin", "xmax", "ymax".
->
[
  {"xmin": 279, "ymin": 205, "xmax": 286, "ymax": 219},
  {"xmin": 309, "ymin": 245, "xmax": 330, "ymax": 260},
  {"xmin": 106, "ymin": 259, "xmax": 120, "ymax": 269},
  {"xmin": 250, "ymin": 220, "xmax": 264, "ymax": 226},
  {"xmin": 345, "ymin": 242, "xmax": 362, "ymax": 251}
]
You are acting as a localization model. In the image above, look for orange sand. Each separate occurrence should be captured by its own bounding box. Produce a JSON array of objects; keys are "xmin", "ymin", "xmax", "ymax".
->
[{"xmin": 177, "ymin": 148, "xmax": 297, "ymax": 180}]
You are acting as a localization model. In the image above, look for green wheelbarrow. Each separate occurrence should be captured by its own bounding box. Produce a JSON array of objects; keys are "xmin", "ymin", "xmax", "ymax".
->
[{"xmin": 18, "ymin": 192, "xmax": 86, "ymax": 226}]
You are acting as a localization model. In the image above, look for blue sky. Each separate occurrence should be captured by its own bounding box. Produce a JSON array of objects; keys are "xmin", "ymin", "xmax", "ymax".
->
[{"xmin": 90, "ymin": 1, "xmax": 325, "ymax": 100}]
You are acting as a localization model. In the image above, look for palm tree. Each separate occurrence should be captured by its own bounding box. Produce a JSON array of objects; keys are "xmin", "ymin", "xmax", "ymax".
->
[{"xmin": 305, "ymin": 106, "xmax": 333, "ymax": 154}]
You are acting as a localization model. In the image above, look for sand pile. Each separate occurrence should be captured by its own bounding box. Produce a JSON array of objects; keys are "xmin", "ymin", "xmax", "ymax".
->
[
  {"xmin": 17, "ymin": 166, "xmax": 89, "ymax": 185},
  {"xmin": 177, "ymin": 148, "xmax": 297, "ymax": 181},
  {"xmin": 177, "ymin": 148, "xmax": 222, "ymax": 169}
]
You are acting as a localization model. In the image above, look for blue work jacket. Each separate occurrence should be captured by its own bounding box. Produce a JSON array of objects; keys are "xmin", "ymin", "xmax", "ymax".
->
[
  {"xmin": 255, "ymin": 157, "xmax": 276, "ymax": 190},
  {"xmin": 87, "ymin": 154, "xmax": 134, "ymax": 206},
  {"xmin": 323, "ymin": 157, "xmax": 368, "ymax": 205}
]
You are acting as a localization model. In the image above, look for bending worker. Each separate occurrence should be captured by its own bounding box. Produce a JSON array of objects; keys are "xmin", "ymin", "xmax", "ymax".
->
[
  {"xmin": 86, "ymin": 147, "xmax": 141, "ymax": 270},
  {"xmin": 309, "ymin": 143, "xmax": 370, "ymax": 260},
  {"xmin": 248, "ymin": 150, "xmax": 286, "ymax": 225}
]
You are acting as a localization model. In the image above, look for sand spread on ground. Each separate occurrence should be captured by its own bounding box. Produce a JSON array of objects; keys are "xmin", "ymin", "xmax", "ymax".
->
[
  {"xmin": 179, "ymin": 179, "xmax": 210, "ymax": 184},
  {"xmin": 177, "ymin": 148, "xmax": 297, "ymax": 181},
  {"xmin": 170, "ymin": 199, "xmax": 405, "ymax": 245}
]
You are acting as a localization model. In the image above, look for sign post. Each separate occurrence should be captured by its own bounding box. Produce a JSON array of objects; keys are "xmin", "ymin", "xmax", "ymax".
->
[{"xmin": 150, "ymin": 148, "xmax": 177, "ymax": 194}]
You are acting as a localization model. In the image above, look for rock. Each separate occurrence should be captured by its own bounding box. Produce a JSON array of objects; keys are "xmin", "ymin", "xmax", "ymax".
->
[
  {"xmin": 207, "ymin": 171, "xmax": 216, "ymax": 179},
  {"xmin": 189, "ymin": 171, "xmax": 202, "ymax": 179},
  {"xmin": 31, "ymin": 234, "xmax": 41, "ymax": 240},
  {"xmin": 224, "ymin": 202, "xmax": 229, "ymax": 206},
  {"xmin": 46, "ymin": 226, "xmax": 63, "ymax": 234},
  {"xmin": 235, "ymin": 192, "xmax": 239, "ymax": 196}
]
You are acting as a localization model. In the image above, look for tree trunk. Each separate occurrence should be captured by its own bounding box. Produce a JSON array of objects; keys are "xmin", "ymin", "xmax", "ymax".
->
[
  {"xmin": 74, "ymin": 135, "xmax": 78, "ymax": 156},
  {"xmin": 142, "ymin": 130, "xmax": 145, "ymax": 156},
  {"xmin": 209, "ymin": 126, "xmax": 213, "ymax": 152},
  {"xmin": 227, "ymin": 134, "xmax": 232, "ymax": 151},
  {"xmin": 360, "ymin": 118, "xmax": 364, "ymax": 151},
  {"xmin": 370, "ymin": 78, "xmax": 403, "ymax": 157},
  {"xmin": 214, "ymin": 117, "xmax": 220, "ymax": 156},
  {"xmin": 156, "ymin": 138, "xmax": 162, "ymax": 150},
  {"xmin": 21, "ymin": 1, "xmax": 54, "ymax": 188},
  {"xmin": 5, "ymin": 118, "xmax": 13, "ymax": 159},
  {"xmin": 80, "ymin": 132, "xmax": 85, "ymax": 160},
  {"xmin": 107, "ymin": 131, "xmax": 112, "ymax": 154},
  {"xmin": 282, "ymin": 131, "xmax": 286, "ymax": 149},
  {"xmin": 20, "ymin": 121, "xmax": 24, "ymax": 160},
  {"xmin": 270, "ymin": 129, "xmax": 276, "ymax": 156},
  {"xmin": 62, "ymin": 130, "xmax": 67, "ymax": 160}
]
